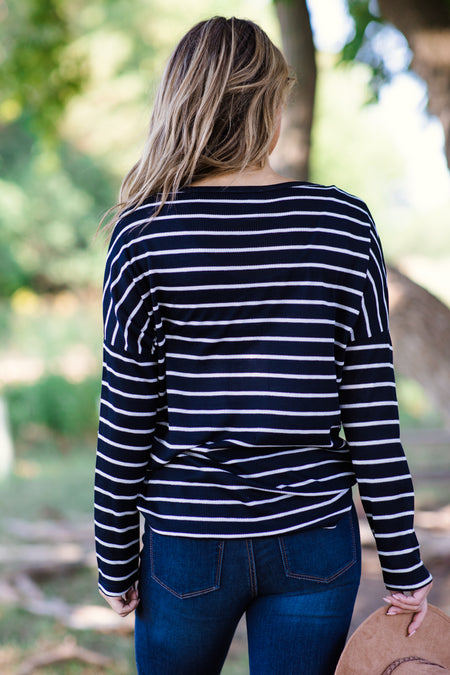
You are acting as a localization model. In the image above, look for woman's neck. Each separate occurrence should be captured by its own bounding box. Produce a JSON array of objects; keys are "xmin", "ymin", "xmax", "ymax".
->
[{"xmin": 190, "ymin": 162, "xmax": 294, "ymax": 188}]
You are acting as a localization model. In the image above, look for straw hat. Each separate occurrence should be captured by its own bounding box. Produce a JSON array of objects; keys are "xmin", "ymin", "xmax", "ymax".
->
[{"xmin": 335, "ymin": 604, "xmax": 450, "ymax": 674}]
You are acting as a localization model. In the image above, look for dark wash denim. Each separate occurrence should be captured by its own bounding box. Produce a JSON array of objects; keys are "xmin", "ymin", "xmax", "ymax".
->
[{"xmin": 135, "ymin": 505, "xmax": 361, "ymax": 675}]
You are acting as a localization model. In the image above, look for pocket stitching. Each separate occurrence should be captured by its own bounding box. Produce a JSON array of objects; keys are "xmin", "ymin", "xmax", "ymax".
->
[
  {"xmin": 279, "ymin": 512, "xmax": 357, "ymax": 583},
  {"xmin": 150, "ymin": 531, "xmax": 224, "ymax": 599}
]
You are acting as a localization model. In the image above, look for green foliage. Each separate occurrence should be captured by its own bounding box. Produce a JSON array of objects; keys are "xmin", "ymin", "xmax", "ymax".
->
[
  {"xmin": 0, "ymin": 0, "xmax": 88, "ymax": 142},
  {"xmin": 4, "ymin": 375, "xmax": 100, "ymax": 438},
  {"xmin": 340, "ymin": 1, "xmax": 405, "ymax": 100},
  {"xmin": 396, "ymin": 376, "xmax": 443, "ymax": 429},
  {"xmin": 0, "ymin": 125, "xmax": 113, "ymax": 294},
  {"xmin": 341, "ymin": 0, "xmax": 379, "ymax": 62},
  {"xmin": 0, "ymin": 0, "xmax": 270, "ymax": 297}
]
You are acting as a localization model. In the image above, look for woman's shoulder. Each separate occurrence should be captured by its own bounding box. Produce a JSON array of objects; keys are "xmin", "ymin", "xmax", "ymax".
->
[{"xmin": 181, "ymin": 179, "xmax": 370, "ymax": 208}]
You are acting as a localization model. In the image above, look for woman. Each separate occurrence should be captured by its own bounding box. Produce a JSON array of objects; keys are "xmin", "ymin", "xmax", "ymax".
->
[{"xmin": 95, "ymin": 17, "xmax": 432, "ymax": 674}]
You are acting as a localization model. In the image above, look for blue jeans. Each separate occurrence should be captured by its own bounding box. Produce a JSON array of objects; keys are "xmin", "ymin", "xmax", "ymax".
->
[{"xmin": 135, "ymin": 506, "xmax": 361, "ymax": 675}]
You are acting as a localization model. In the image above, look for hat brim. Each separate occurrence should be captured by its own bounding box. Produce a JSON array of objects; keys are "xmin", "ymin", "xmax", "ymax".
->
[{"xmin": 334, "ymin": 604, "xmax": 450, "ymax": 675}]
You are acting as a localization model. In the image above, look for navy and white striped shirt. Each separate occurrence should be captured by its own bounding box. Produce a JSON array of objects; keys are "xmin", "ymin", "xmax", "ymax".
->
[{"xmin": 95, "ymin": 181, "xmax": 431, "ymax": 596}]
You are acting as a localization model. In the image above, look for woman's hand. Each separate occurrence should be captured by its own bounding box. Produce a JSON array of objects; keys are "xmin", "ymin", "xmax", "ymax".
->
[
  {"xmin": 100, "ymin": 583, "xmax": 140, "ymax": 617},
  {"xmin": 383, "ymin": 581, "xmax": 433, "ymax": 635}
]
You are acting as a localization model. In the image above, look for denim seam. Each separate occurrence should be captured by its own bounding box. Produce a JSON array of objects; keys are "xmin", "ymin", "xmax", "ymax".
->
[
  {"xmin": 279, "ymin": 511, "xmax": 357, "ymax": 584},
  {"xmin": 246, "ymin": 539, "xmax": 258, "ymax": 598},
  {"xmin": 149, "ymin": 530, "xmax": 225, "ymax": 599}
]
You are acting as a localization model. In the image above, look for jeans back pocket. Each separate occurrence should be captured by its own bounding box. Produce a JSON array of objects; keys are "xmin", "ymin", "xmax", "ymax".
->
[
  {"xmin": 279, "ymin": 509, "xmax": 359, "ymax": 583},
  {"xmin": 150, "ymin": 530, "xmax": 224, "ymax": 598}
]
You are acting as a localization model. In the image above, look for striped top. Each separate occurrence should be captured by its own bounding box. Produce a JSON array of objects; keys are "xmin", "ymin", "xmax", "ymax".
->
[{"xmin": 95, "ymin": 181, "xmax": 431, "ymax": 596}]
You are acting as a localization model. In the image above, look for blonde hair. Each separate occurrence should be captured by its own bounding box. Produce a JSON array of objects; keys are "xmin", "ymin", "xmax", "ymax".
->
[{"xmin": 104, "ymin": 17, "xmax": 292, "ymax": 233}]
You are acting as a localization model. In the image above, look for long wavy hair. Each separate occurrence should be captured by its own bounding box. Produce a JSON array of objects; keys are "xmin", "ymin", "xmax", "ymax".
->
[{"xmin": 103, "ymin": 16, "xmax": 293, "ymax": 233}]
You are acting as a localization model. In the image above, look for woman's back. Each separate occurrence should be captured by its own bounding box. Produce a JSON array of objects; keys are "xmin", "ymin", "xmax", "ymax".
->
[
  {"xmin": 99, "ymin": 180, "xmax": 409, "ymax": 547},
  {"xmin": 95, "ymin": 20, "xmax": 432, "ymax": 670}
]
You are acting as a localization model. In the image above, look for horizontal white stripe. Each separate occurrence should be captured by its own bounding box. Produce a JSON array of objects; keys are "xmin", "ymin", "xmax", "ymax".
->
[
  {"xmin": 278, "ymin": 471, "xmax": 354, "ymax": 489},
  {"xmin": 162, "ymin": 299, "xmax": 356, "ymax": 314},
  {"xmin": 168, "ymin": 407, "xmax": 339, "ymax": 418},
  {"xmin": 360, "ymin": 492, "xmax": 414, "ymax": 502},
  {"xmin": 95, "ymin": 504, "xmax": 137, "ymax": 517},
  {"xmin": 148, "ymin": 261, "xmax": 366, "ymax": 277},
  {"xmin": 103, "ymin": 363, "xmax": 157, "ymax": 385},
  {"xmin": 346, "ymin": 343, "xmax": 392, "ymax": 352},
  {"xmin": 95, "ymin": 521, "xmax": 138, "ymax": 534},
  {"xmin": 167, "ymin": 333, "xmax": 340, "ymax": 346},
  {"xmin": 101, "ymin": 400, "xmax": 154, "ymax": 418},
  {"xmin": 381, "ymin": 561, "xmax": 423, "ymax": 574},
  {"xmin": 358, "ymin": 475, "xmax": 411, "ymax": 484},
  {"xmin": 167, "ymin": 352, "xmax": 335, "ymax": 363},
  {"xmin": 98, "ymin": 570, "xmax": 136, "ymax": 582},
  {"xmin": 223, "ymin": 446, "xmax": 326, "ymax": 465},
  {"xmin": 384, "ymin": 575, "xmax": 433, "ymax": 591},
  {"xmin": 352, "ymin": 457, "xmax": 406, "ymax": 465},
  {"xmin": 97, "ymin": 433, "xmax": 153, "ymax": 452},
  {"xmin": 165, "ymin": 316, "xmax": 346, "ymax": 328},
  {"xmin": 378, "ymin": 546, "xmax": 418, "ymax": 557},
  {"xmin": 168, "ymin": 425, "xmax": 330, "ymax": 435},
  {"xmin": 117, "ymin": 207, "xmax": 371, "ymax": 235},
  {"xmin": 340, "ymin": 382, "xmax": 396, "ymax": 391},
  {"xmin": 142, "ymin": 486, "xmax": 342, "ymax": 506},
  {"xmin": 102, "ymin": 380, "xmax": 159, "ymax": 401},
  {"xmin": 103, "ymin": 342, "xmax": 156, "ymax": 367},
  {"xmin": 343, "ymin": 362, "xmax": 392, "ymax": 371},
  {"xmin": 141, "ymin": 493, "xmax": 292, "ymax": 508},
  {"xmin": 146, "ymin": 505, "xmax": 353, "ymax": 539},
  {"xmin": 340, "ymin": 401, "xmax": 397, "ymax": 409},
  {"xmin": 167, "ymin": 387, "xmax": 336, "ymax": 399},
  {"xmin": 145, "ymin": 243, "xmax": 368, "ymax": 260},
  {"xmin": 371, "ymin": 510, "xmax": 414, "ymax": 520},
  {"xmin": 156, "ymin": 279, "xmax": 362, "ymax": 295},
  {"xmin": 119, "ymin": 196, "xmax": 369, "ymax": 226},
  {"xmin": 348, "ymin": 438, "xmax": 402, "ymax": 447},
  {"xmin": 95, "ymin": 535, "xmax": 140, "ymax": 549},
  {"xmin": 344, "ymin": 420, "xmax": 398, "ymax": 428},
  {"xmin": 373, "ymin": 529, "xmax": 414, "ymax": 539},
  {"xmin": 167, "ymin": 370, "xmax": 335, "ymax": 381},
  {"xmin": 147, "ymin": 478, "xmax": 283, "ymax": 494},
  {"xmin": 241, "ymin": 458, "xmax": 342, "ymax": 480},
  {"xmin": 96, "ymin": 450, "xmax": 149, "ymax": 468},
  {"xmin": 95, "ymin": 468, "xmax": 144, "ymax": 484},
  {"xmin": 139, "ymin": 490, "xmax": 347, "ymax": 524},
  {"xmin": 95, "ymin": 486, "xmax": 137, "ymax": 501},
  {"xmin": 117, "ymin": 188, "xmax": 369, "ymax": 215},
  {"xmin": 99, "ymin": 417, "xmax": 155, "ymax": 435},
  {"xmin": 96, "ymin": 551, "xmax": 140, "ymax": 565}
]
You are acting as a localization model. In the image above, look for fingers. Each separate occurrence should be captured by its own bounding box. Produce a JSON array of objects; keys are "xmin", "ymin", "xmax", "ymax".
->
[
  {"xmin": 383, "ymin": 581, "xmax": 433, "ymax": 636},
  {"xmin": 407, "ymin": 601, "xmax": 428, "ymax": 635},
  {"xmin": 384, "ymin": 593, "xmax": 421, "ymax": 612},
  {"xmin": 99, "ymin": 585, "xmax": 140, "ymax": 617}
]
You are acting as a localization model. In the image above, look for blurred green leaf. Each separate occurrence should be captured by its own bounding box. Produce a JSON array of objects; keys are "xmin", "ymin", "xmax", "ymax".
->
[
  {"xmin": 0, "ymin": 0, "xmax": 88, "ymax": 142},
  {"xmin": 5, "ymin": 375, "xmax": 100, "ymax": 438}
]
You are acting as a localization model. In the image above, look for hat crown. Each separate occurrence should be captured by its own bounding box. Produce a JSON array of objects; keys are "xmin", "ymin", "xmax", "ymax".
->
[{"xmin": 334, "ymin": 605, "xmax": 450, "ymax": 675}]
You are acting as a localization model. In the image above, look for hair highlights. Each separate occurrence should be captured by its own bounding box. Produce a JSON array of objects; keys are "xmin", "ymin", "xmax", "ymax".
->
[{"xmin": 104, "ymin": 17, "xmax": 292, "ymax": 232}]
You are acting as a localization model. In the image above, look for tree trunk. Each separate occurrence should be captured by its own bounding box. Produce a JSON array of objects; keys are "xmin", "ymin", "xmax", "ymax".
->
[
  {"xmin": 272, "ymin": 0, "xmax": 317, "ymax": 179},
  {"xmin": 387, "ymin": 266, "xmax": 450, "ymax": 427},
  {"xmin": 272, "ymin": 2, "xmax": 450, "ymax": 426},
  {"xmin": 377, "ymin": 0, "xmax": 450, "ymax": 169}
]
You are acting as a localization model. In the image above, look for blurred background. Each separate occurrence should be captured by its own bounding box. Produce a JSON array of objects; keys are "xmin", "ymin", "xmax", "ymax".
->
[{"xmin": 0, "ymin": 0, "xmax": 449, "ymax": 673}]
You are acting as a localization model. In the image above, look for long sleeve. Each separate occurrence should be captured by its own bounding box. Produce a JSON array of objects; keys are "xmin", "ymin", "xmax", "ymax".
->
[
  {"xmin": 94, "ymin": 230, "xmax": 159, "ymax": 596},
  {"xmin": 339, "ymin": 225, "xmax": 432, "ymax": 591}
]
